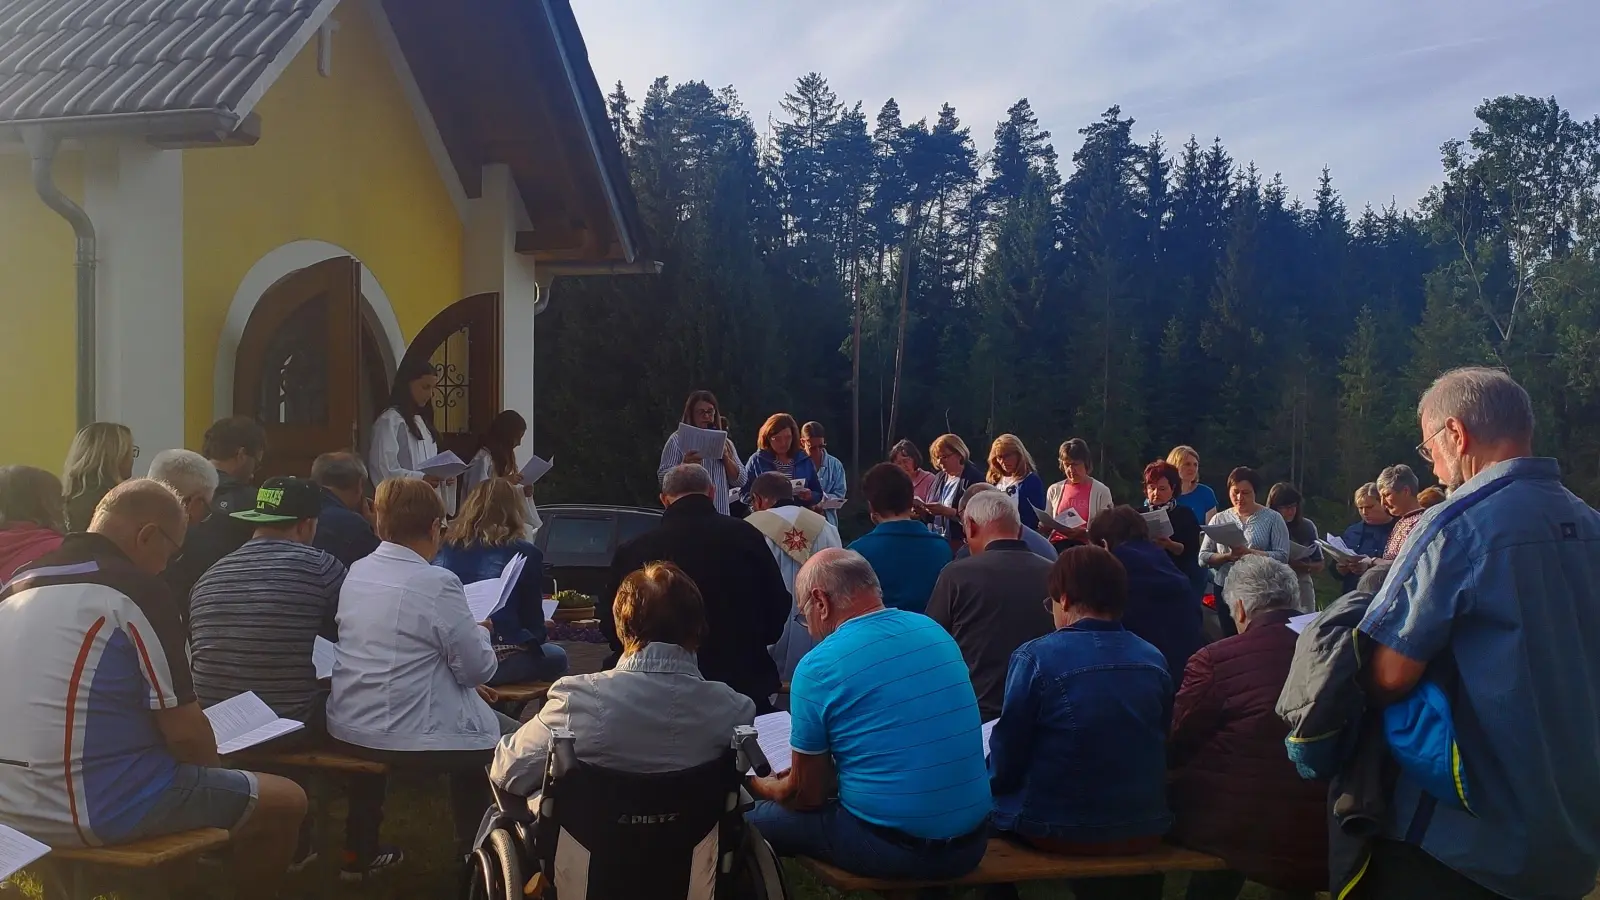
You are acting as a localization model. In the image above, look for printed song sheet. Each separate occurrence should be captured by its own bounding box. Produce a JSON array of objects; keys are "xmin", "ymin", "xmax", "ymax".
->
[
  {"xmin": 0, "ymin": 823, "xmax": 48, "ymax": 881},
  {"xmin": 312, "ymin": 636, "xmax": 338, "ymax": 681},
  {"xmin": 205, "ymin": 691, "xmax": 304, "ymax": 755},
  {"xmin": 1201, "ymin": 522, "xmax": 1248, "ymax": 549},
  {"xmin": 1141, "ymin": 508, "xmax": 1174, "ymax": 540},
  {"xmin": 1032, "ymin": 505, "xmax": 1085, "ymax": 535},
  {"xmin": 675, "ymin": 424, "xmax": 729, "ymax": 467},
  {"xmin": 981, "ymin": 719, "xmax": 998, "ymax": 757},
  {"xmin": 519, "ymin": 454, "xmax": 554, "ymax": 485},
  {"xmin": 464, "ymin": 554, "xmax": 527, "ymax": 622},
  {"xmin": 418, "ymin": 451, "xmax": 468, "ymax": 480},
  {"xmin": 750, "ymin": 711, "xmax": 793, "ymax": 774},
  {"xmin": 1287, "ymin": 613, "xmax": 1318, "ymax": 634}
]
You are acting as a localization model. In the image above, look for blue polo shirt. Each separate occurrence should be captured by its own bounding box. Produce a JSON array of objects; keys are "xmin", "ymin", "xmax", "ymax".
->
[
  {"xmin": 1359, "ymin": 457, "xmax": 1600, "ymax": 900},
  {"xmin": 849, "ymin": 519, "xmax": 953, "ymax": 614},
  {"xmin": 789, "ymin": 608, "xmax": 990, "ymax": 840}
]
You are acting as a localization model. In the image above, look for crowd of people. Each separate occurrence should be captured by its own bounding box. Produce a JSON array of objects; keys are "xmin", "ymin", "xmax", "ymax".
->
[{"xmin": 1, "ymin": 365, "xmax": 1597, "ymax": 900}]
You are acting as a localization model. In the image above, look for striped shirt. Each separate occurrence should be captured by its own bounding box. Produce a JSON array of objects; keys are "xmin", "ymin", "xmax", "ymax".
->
[
  {"xmin": 789, "ymin": 608, "xmax": 991, "ymax": 840},
  {"xmin": 658, "ymin": 432, "xmax": 744, "ymax": 515},
  {"xmin": 189, "ymin": 539, "xmax": 344, "ymax": 722},
  {"xmin": 1198, "ymin": 506, "xmax": 1291, "ymax": 589}
]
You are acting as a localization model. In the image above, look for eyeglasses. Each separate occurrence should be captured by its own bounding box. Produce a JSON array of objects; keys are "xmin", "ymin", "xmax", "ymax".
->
[
  {"xmin": 149, "ymin": 523, "xmax": 184, "ymax": 557},
  {"xmin": 1041, "ymin": 596, "xmax": 1056, "ymax": 614},
  {"xmin": 1416, "ymin": 424, "xmax": 1448, "ymax": 463},
  {"xmin": 132, "ymin": 445, "xmax": 140, "ymax": 459}
]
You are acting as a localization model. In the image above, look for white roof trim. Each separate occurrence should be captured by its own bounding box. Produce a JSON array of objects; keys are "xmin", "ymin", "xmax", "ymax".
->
[{"xmin": 229, "ymin": 0, "xmax": 343, "ymax": 124}]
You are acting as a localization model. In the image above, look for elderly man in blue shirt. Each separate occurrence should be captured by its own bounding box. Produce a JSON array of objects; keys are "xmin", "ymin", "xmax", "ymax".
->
[{"xmin": 1359, "ymin": 367, "xmax": 1600, "ymax": 900}]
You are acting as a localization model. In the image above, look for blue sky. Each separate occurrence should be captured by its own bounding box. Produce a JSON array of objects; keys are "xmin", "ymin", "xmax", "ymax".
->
[{"xmin": 573, "ymin": 0, "xmax": 1597, "ymax": 212}]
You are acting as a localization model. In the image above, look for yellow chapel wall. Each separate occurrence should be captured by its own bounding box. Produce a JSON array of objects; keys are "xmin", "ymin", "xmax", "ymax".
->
[
  {"xmin": 0, "ymin": 154, "xmax": 83, "ymax": 472},
  {"xmin": 182, "ymin": 0, "xmax": 463, "ymax": 448}
]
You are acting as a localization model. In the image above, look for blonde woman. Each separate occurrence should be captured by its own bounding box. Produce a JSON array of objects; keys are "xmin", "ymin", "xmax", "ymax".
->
[
  {"xmin": 62, "ymin": 422, "xmax": 135, "ymax": 532},
  {"xmin": 434, "ymin": 479, "xmax": 566, "ymax": 685},
  {"xmin": 1167, "ymin": 445, "xmax": 1218, "ymax": 525},
  {"xmin": 918, "ymin": 434, "xmax": 984, "ymax": 545},
  {"xmin": 987, "ymin": 434, "xmax": 1047, "ymax": 533}
]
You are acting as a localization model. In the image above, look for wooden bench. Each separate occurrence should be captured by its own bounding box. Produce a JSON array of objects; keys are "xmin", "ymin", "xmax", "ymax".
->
[
  {"xmin": 798, "ymin": 839, "xmax": 1226, "ymax": 899},
  {"xmin": 226, "ymin": 749, "xmax": 388, "ymax": 775},
  {"xmin": 493, "ymin": 681, "xmax": 554, "ymax": 719},
  {"xmin": 39, "ymin": 827, "xmax": 230, "ymax": 899}
]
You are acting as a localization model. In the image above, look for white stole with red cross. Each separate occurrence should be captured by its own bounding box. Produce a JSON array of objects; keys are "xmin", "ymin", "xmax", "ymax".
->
[{"xmin": 746, "ymin": 506, "xmax": 829, "ymax": 567}]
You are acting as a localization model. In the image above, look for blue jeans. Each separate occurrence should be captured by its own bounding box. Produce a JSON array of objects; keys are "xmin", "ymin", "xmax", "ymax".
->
[
  {"xmin": 747, "ymin": 800, "xmax": 986, "ymax": 880},
  {"xmin": 127, "ymin": 765, "xmax": 259, "ymax": 840},
  {"xmin": 487, "ymin": 643, "xmax": 568, "ymax": 686}
]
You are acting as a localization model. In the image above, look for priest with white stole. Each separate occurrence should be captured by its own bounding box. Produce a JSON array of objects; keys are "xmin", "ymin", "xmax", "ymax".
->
[{"xmin": 745, "ymin": 472, "xmax": 842, "ymax": 683}]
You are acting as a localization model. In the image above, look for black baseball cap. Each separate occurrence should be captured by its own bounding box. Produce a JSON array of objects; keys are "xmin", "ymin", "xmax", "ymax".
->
[{"xmin": 231, "ymin": 477, "xmax": 323, "ymax": 524}]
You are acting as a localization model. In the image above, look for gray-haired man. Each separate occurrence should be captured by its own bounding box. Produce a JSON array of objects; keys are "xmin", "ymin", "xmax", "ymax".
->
[
  {"xmin": 310, "ymin": 452, "xmax": 379, "ymax": 568},
  {"xmin": 1358, "ymin": 367, "xmax": 1600, "ymax": 899}
]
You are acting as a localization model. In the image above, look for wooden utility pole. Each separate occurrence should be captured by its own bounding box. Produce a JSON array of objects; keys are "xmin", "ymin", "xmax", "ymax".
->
[
  {"xmin": 850, "ymin": 254, "xmax": 862, "ymax": 485},
  {"xmin": 886, "ymin": 199, "xmax": 922, "ymax": 450}
]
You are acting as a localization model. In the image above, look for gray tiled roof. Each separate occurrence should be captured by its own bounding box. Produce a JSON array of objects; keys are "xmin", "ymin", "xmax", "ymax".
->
[{"xmin": 0, "ymin": 0, "xmax": 326, "ymax": 124}]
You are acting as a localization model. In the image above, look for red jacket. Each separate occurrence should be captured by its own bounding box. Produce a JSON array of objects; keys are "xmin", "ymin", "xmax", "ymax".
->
[
  {"xmin": 1168, "ymin": 607, "xmax": 1328, "ymax": 892},
  {"xmin": 0, "ymin": 524, "xmax": 64, "ymax": 583}
]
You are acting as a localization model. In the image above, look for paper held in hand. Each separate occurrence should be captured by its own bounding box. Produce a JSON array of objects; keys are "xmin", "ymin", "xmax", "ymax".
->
[
  {"xmin": 1032, "ymin": 505, "xmax": 1085, "ymax": 535},
  {"xmin": 749, "ymin": 711, "xmax": 793, "ymax": 775},
  {"xmin": 1316, "ymin": 534, "xmax": 1360, "ymax": 563},
  {"xmin": 0, "ymin": 822, "xmax": 49, "ymax": 881},
  {"xmin": 816, "ymin": 496, "xmax": 846, "ymax": 511},
  {"xmin": 207, "ymin": 691, "xmax": 305, "ymax": 755},
  {"xmin": 1201, "ymin": 521, "xmax": 1248, "ymax": 549},
  {"xmin": 981, "ymin": 719, "xmax": 997, "ymax": 757},
  {"xmin": 312, "ymin": 636, "xmax": 338, "ymax": 680},
  {"xmin": 1141, "ymin": 508, "xmax": 1174, "ymax": 540},
  {"xmin": 519, "ymin": 453, "xmax": 554, "ymax": 484},
  {"xmin": 464, "ymin": 554, "xmax": 527, "ymax": 623},
  {"xmin": 418, "ymin": 450, "xmax": 468, "ymax": 480},
  {"xmin": 675, "ymin": 423, "xmax": 729, "ymax": 466},
  {"xmin": 1287, "ymin": 612, "xmax": 1318, "ymax": 634},
  {"xmin": 1289, "ymin": 541, "xmax": 1317, "ymax": 562},
  {"xmin": 542, "ymin": 598, "xmax": 558, "ymax": 622}
]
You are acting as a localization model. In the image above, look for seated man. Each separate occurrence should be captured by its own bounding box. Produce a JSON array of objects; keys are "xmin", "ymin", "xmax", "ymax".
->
[
  {"xmin": 848, "ymin": 463, "xmax": 952, "ymax": 614},
  {"xmin": 310, "ymin": 451, "xmax": 381, "ymax": 569},
  {"xmin": 747, "ymin": 549, "xmax": 990, "ymax": 881},
  {"xmin": 189, "ymin": 477, "xmax": 396, "ymax": 875},
  {"xmin": 745, "ymin": 471, "xmax": 842, "ymax": 684},
  {"xmin": 164, "ymin": 417, "xmax": 267, "ymax": 606},
  {"xmin": 492, "ymin": 561, "xmax": 756, "ymax": 793},
  {"xmin": 1170, "ymin": 556, "xmax": 1326, "ymax": 900},
  {"xmin": 927, "ymin": 490, "xmax": 1055, "ymax": 719},
  {"xmin": 988, "ymin": 546, "xmax": 1173, "ymax": 900},
  {"xmin": 147, "ymin": 448, "xmax": 220, "ymax": 528},
  {"xmin": 953, "ymin": 483, "xmax": 1058, "ymax": 561},
  {"xmin": 0, "ymin": 480, "xmax": 305, "ymax": 900}
]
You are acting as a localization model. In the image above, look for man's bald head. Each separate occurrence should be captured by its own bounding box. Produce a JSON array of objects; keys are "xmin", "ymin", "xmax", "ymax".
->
[{"xmin": 91, "ymin": 479, "xmax": 187, "ymax": 576}]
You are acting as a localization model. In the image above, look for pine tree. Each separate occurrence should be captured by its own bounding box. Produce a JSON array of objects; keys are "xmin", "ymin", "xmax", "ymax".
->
[{"xmin": 1337, "ymin": 306, "xmax": 1388, "ymax": 490}]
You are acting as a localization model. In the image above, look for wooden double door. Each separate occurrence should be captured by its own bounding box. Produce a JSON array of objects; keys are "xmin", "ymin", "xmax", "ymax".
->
[{"xmin": 233, "ymin": 256, "xmax": 503, "ymax": 479}]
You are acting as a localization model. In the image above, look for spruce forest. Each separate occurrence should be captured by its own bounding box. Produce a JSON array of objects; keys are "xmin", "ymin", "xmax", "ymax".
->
[{"xmin": 535, "ymin": 75, "xmax": 1600, "ymax": 513}]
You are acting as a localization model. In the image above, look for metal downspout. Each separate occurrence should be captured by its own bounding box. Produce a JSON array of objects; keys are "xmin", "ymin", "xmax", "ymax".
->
[{"xmin": 23, "ymin": 126, "xmax": 97, "ymax": 428}]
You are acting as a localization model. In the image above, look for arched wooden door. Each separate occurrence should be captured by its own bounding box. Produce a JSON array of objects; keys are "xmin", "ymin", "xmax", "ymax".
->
[
  {"xmin": 234, "ymin": 257, "xmax": 362, "ymax": 479},
  {"xmin": 398, "ymin": 293, "xmax": 503, "ymax": 461}
]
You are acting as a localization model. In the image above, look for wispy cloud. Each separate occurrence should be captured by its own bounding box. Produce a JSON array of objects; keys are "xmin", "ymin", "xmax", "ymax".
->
[{"xmin": 572, "ymin": 0, "xmax": 1600, "ymax": 209}]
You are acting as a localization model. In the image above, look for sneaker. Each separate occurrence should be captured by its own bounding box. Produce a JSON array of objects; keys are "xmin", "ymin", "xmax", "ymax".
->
[
  {"xmin": 339, "ymin": 846, "xmax": 406, "ymax": 882},
  {"xmin": 287, "ymin": 842, "xmax": 319, "ymax": 874}
]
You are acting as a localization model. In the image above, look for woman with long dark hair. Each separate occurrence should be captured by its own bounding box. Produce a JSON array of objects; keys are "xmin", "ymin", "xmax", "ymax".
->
[
  {"xmin": 657, "ymin": 390, "xmax": 743, "ymax": 515},
  {"xmin": 370, "ymin": 359, "xmax": 450, "ymax": 505},
  {"xmin": 465, "ymin": 410, "xmax": 542, "ymax": 536}
]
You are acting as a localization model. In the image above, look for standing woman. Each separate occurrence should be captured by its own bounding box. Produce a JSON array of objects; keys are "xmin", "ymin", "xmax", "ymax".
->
[
  {"xmin": 889, "ymin": 439, "xmax": 939, "ymax": 504},
  {"xmin": 464, "ymin": 410, "xmax": 542, "ymax": 537},
  {"xmin": 1044, "ymin": 438, "xmax": 1114, "ymax": 547},
  {"xmin": 370, "ymin": 359, "xmax": 449, "ymax": 503},
  {"xmin": 1143, "ymin": 460, "xmax": 1203, "ymax": 594},
  {"xmin": 1198, "ymin": 467, "xmax": 1290, "ymax": 636},
  {"xmin": 742, "ymin": 414, "xmax": 824, "ymax": 509},
  {"xmin": 657, "ymin": 390, "xmax": 742, "ymax": 515},
  {"xmin": 919, "ymin": 434, "xmax": 984, "ymax": 547},
  {"xmin": 1167, "ymin": 445, "xmax": 1218, "ymax": 525},
  {"xmin": 987, "ymin": 434, "xmax": 1047, "ymax": 533},
  {"xmin": 62, "ymin": 422, "xmax": 135, "ymax": 532},
  {"xmin": 1266, "ymin": 483, "xmax": 1323, "ymax": 613}
]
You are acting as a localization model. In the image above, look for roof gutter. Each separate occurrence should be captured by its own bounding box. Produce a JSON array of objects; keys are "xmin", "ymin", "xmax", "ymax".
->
[
  {"xmin": 22, "ymin": 126, "xmax": 97, "ymax": 428},
  {"xmin": 533, "ymin": 259, "xmax": 663, "ymax": 315}
]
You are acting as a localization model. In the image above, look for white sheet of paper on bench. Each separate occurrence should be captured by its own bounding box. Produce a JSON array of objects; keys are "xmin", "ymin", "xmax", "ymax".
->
[
  {"xmin": 0, "ymin": 822, "xmax": 48, "ymax": 881},
  {"xmin": 1201, "ymin": 522, "xmax": 1248, "ymax": 549},
  {"xmin": 1141, "ymin": 508, "xmax": 1174, "ymax": 540},
  {"xmin": 417, "ymin": 450, "xmax": 468, "ymax": 480},
  {"xmin": 675, "ymin": 423, "xmax": 729, "ymax": 467},
  {"xmin": 206, "ymin": 691, "xmax": 305, "ymax": 755},
  {"xmin": 312, "ymin": 636, "xmax": 338, "ymax": 680},
  {"xmin": 981, "ymin": 719, "xmax": 998, "ymax": 758},
  {"xmin": 1286, "ymin": 613, "xmax": 1317, "ymax": 635},
  {"xmin": 749, "ymin": 711, "xmax": 793, "ymax": 774},
  {"xmin": 519, "ymin": 453, "xmax": 554, "ymax": 485},
  {"xmin": 464, "ymin": 554, "xmax": 526, "ymax": 622},
  {"xmin": 1032, "ymin": 505, "xmax": 1085, "ymax": 535}
]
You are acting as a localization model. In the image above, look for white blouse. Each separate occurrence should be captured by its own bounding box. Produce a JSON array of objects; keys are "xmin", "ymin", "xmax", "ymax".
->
[
  {"xmin": 464, "ymin": 448, "xmax": 544, "ymax": 537},
  {"xmin": 369, "ymin": 407, "xmax": 455, "ymax": 512}
]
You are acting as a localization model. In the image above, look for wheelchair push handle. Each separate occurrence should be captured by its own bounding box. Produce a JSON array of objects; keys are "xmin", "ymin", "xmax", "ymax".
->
[{"xmin": 734, "ymin": 726, "xmax": 771, "ymax": 778}]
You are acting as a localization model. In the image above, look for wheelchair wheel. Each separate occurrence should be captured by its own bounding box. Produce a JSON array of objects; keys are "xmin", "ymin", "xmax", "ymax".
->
[
  {"xmin": 464, "ymin": 828, "xmax": 525, "ymax": 900},
  {"xmin": 731, "ymin": 827, "xmax": 790, "ymax": 900}
]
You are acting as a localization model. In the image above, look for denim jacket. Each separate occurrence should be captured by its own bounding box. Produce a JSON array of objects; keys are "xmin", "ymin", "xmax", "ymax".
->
[
  {"xmin": 988, "ymin": 618, "xmax": 1173, "ymax": 842},
  {"xmin": 434, "ymin": 539, "xmax": 547, "ymax": 649}
]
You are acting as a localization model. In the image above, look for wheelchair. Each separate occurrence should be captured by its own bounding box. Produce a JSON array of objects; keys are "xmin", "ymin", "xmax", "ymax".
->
[{"xmin": 465, "ymin": 725, "xmax": 790, "ymax": 900}]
